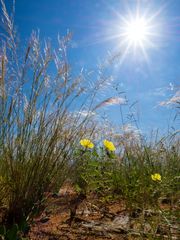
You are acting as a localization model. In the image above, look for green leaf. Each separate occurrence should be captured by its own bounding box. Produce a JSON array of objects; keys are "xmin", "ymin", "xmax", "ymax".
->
[
  {"xmin": 0, "ymin": 225, "xmax": 6, "ymax": 236},
  {"xmin": 6, "ymin": 224, "xmax": 18, "ymax": 240},
  {"xmin": 18, "ymin": 217, "xmax": 30, "ymax": 234},
  {"xmin": 88, "ymin": 161, "xmax": 99, "ymax": 167}
]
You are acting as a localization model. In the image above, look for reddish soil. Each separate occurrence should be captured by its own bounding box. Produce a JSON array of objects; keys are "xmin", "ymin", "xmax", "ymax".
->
[
  {"xmin": 28, "ymin": 182, "xmax": 179, "ymax": 240},
  {"xmin": 29, "ymin": 183, "xmax": 128, "ymax": 240}
]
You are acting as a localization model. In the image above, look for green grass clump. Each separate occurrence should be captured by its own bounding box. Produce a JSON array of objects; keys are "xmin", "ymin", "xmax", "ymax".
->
[
  {"xmin": 0, "ymin": 0, "xmax": 99, "ymax": 229},
  {"xmin": 73, "ymin": 136, "xmax": 180, "ymax": 209}
]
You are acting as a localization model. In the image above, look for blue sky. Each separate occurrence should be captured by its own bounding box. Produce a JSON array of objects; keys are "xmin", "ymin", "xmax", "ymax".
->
[{"xmin": 4, "ymin": 0, "xmax": 180, "ymax": 135}]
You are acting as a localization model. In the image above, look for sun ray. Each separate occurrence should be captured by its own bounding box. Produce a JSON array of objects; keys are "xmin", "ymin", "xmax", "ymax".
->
[
  {"xmin": 139, "ymin": 41, "xmax": 149, "ymax": 64},
  {"xmin": 119, "ymin": 41, "xmax": 132, "ymax": 65},
  {"xmin": 81, "ymin": 3, "xmax": 162, "ymax": 65}
]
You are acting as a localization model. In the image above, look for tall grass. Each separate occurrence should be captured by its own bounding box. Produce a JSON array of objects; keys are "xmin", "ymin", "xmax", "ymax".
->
[{"xmin": 0, "ymin": 0, "xmax": 103, "ymax": 226}]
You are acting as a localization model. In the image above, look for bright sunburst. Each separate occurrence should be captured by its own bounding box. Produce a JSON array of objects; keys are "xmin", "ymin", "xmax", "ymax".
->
[
  {"xmin": 122, "ymin": 17, "xmax": 150, "ymax": 46},
  {"xmin": 99, "ymin": 4, "xmax": 163, "ymax": 65},
  {"xmin": 116, "ymin": 11, "xmax": 160, "ymax": 62},
  {"xmin": 87, "ymin": 4, "xmax": 162, "ymax": 64}
]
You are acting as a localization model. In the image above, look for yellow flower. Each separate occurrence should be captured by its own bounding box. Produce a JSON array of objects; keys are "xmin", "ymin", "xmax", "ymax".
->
[
  {"xmin": 151, "ymin": 173, "xmax": 161, "ymax": 182},
  {"xmin": 80, "ymin": 139, "xmax": 94, "ymax": 149},
  {"xmin": 103, "ymin": 139, "xmax": 116, "ymax": 151}
]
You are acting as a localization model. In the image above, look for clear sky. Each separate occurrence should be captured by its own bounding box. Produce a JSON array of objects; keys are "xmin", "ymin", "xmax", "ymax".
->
[{"xmin": 3, "ymin": 0, "xmax": 180, "ymax": 136}]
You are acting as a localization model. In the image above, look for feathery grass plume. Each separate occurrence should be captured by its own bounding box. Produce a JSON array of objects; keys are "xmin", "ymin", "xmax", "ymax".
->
[
  {"xmin": 0, "ymin": 0, "xmax": 106, "ymax": 226},
  {"xmin": 0, "ymin": 55, "xmax": 6, "ymax": 99},
  {"xmin": 159, "ymin": 90, "xmax": 180, "ymax": 106},
  {"xmin": 93, "ymin": 96, "xmax": 127, "ymax": 110}
]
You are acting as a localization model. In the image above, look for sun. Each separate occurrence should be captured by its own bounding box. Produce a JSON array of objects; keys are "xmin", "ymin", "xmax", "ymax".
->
[
  {"xmin": 113, "ymin": 11, "xmax": 161, "ymax": 63},
  {"xmin": 119, "ymin": 14, "xmax": 156, "ymax": 51},
  {"xmin": 123, "ymin": 17, "xmax": 149, "ymax": 45},
  {"xmin": 87, "ymin": 4, "xmax": 162, "ymax": 64}
]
